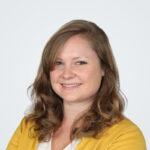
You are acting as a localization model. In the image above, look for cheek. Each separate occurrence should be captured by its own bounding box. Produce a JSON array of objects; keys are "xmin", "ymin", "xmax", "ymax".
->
[
  {"xmin": 77, "ymin": 69, "xmax": 92, "ymax": 81},
  {"xmin": 82, "ymin": 67, "xmax": 102, "ymax": 87},
  {"xmin": 50, "ymin": 71, "xmax": 60, "ymax": 84},
  {"xmin": 79, "ymin": 67, "xmax": 99, "ymax": 79}
]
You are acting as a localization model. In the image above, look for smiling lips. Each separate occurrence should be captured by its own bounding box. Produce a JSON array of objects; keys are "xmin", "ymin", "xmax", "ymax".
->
[{"xmin": 61, "ymin": 83, "xmax": 82, "ymax": 89}]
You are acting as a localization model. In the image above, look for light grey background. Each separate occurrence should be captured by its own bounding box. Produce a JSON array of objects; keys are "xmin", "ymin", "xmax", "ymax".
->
[{"xmin": 0, "ymin": 0, "xmax": 149, "ymax": 149}]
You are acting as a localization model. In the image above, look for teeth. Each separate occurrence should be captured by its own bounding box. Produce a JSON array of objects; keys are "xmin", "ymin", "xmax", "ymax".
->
[{"xmin": 61, "ymin": 83, "xmax": 81, "ymax": 87}]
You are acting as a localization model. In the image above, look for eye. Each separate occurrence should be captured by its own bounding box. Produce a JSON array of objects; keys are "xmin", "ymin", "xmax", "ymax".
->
[
  {"xmin": 76, "ymin": 61, "xmax": 87, "ymax": 65},
  {"xmin": 55, "ymin": 61, "xmax": 63, "ymax": 65}
]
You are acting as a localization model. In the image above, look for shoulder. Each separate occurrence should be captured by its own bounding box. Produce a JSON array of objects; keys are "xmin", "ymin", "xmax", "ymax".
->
[
  {"xmin": 13, "ymin": 117, "xmax": 35, "ymax": 134},
  {"xmin": 6, "ymin": 117, "xmax": 37, "ymax": 150},
  {"xmin": 105, "ymin": 117, "xmax": 144, "ymax": 136},
  {"xmin": 101, "ymin": 118, "xmax": 147, "ymax": 150},
  {"xmin": 76, "ymin": 118, "xmax": 147, "ymax": 150}
]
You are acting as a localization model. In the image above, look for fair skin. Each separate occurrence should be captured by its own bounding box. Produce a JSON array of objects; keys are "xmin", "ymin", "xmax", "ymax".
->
[{"xmin": 50, "ymin": 35, "xmax": 104, "ymax": 150}]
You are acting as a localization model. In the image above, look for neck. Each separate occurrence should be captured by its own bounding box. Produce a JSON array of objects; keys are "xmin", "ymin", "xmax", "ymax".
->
[
  {"xmin": 62, "ymin": 100, "xmax": 93, "ymax": 126},
  {"xmin": 53, "ymin": 100, "xmax": 93, "ymax": 137}
]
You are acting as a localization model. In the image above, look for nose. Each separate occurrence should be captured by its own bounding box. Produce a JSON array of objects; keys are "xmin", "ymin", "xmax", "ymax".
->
[{"xmin": 62, "ymin": 65, "xmax": 75, "ymax": 79}]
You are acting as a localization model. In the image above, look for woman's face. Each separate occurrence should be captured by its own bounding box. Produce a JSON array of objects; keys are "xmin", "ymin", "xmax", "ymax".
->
[{"xmin": 50, "ymin": 35, "xmax": 104, "ymax": 104}]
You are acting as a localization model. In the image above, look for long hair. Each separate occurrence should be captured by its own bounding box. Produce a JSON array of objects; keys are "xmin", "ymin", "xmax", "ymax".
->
[{"xmin": 26, "ymin": 19, "xmax": 125, "ymax": 141}]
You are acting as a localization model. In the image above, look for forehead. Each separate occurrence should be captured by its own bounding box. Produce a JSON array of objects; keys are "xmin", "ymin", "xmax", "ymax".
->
[{"xmin": 56, "ymin": 35, "xmax": 98, "ymax": 59}]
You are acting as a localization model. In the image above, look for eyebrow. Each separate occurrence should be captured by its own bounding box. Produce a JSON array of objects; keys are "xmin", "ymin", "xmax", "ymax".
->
[
  {"xmin": 56, "ymin": 56, "xmax": 89, "ymax": 60},
  {"xmin": 73, "ymin": 56, "xmax": 89, "ymax": 59}
]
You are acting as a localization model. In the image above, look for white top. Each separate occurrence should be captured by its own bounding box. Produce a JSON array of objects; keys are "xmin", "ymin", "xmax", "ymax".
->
[{"xmin": 37, "ymin": 138, "xmax": 81, "ymax": 150}]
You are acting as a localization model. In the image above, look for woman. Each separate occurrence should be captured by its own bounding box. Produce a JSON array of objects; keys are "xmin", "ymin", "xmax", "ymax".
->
[{"xmin": 7, "ymin": 20, "xmax": 147, "ymax": 150}]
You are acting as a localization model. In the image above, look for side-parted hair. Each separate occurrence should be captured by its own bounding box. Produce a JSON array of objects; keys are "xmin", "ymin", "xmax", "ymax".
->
[{"xmin": 26, "ymin": 19, "xmax": 125, "ymax": 141}]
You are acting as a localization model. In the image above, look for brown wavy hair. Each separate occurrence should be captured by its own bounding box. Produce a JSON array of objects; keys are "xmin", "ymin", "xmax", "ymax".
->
[{"xmin": 26, "ymin": 19, "xmax": 125, "ymax": 142}]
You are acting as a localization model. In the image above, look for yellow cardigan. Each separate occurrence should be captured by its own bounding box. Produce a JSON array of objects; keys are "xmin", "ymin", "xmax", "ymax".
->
[{"xmin": 6, "ymin": 117, "xmax": 147, "ymax": 150}]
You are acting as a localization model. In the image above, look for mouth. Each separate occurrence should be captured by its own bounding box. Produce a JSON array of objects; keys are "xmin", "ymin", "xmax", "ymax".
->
[{"xmin": 60, "ymin": 83, "xmax": 82, "ymax": 89}]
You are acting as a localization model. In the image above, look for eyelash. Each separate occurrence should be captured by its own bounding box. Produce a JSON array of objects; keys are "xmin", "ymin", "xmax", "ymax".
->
[
  {"xmin": 55, "ymin": 61, "xmax": 63, "ymax": 65},
  {"xmin": 55, "ymin": 61, "xmax": 87, "ymax": 65},
  {"xmin": 76, "ymin": 61, "xmax": 87, "ymax": 65}
]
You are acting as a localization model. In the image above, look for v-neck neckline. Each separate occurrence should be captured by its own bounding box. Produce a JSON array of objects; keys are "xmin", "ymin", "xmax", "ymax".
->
[{"xmin": 37, "ymin": 137, "xmax": 81, "ymax": 150}]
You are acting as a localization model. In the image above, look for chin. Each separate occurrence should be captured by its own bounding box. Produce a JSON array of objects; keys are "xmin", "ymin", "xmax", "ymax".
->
[{"xmin": 62, "ymin": 96, "xmax": 81, "ymax": 103}]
